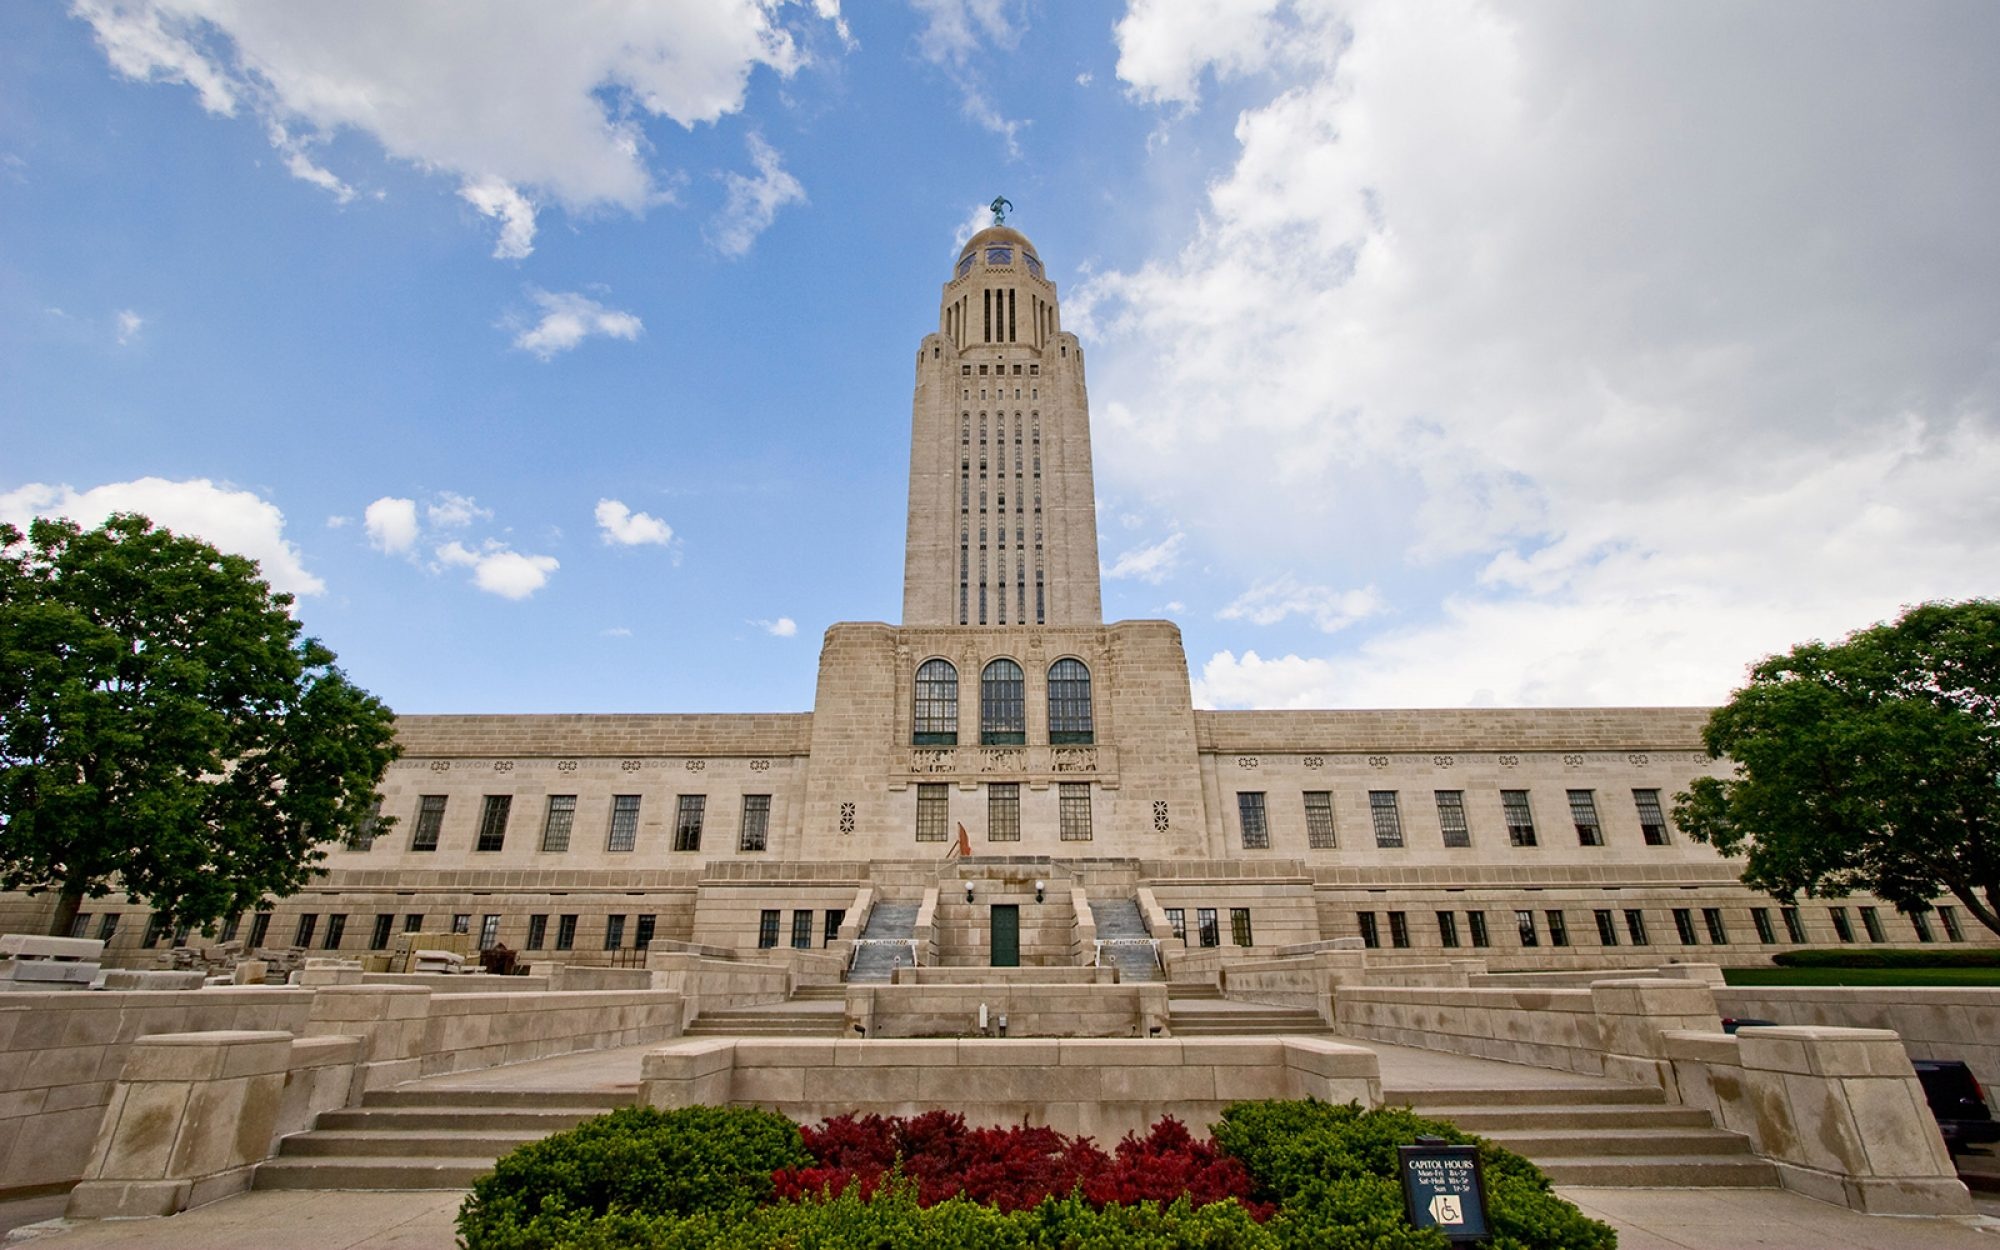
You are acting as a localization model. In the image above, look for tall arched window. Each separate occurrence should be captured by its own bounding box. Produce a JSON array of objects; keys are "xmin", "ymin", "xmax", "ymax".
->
[
  {"xmin": 913, "ymin": 659, "xmax": 958, "ymax": 746},
  {"xmin": 1048, "ymin": 658, "xmax": 1093, "ymax": 744},
  {"xmin": 980, "ymin": 658, "xmax": 1025, "ymax": 745}
]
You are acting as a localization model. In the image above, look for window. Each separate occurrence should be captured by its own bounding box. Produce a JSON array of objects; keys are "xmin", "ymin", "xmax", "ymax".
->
[
  {"xmin": 1516, "ymin": 910, "xmax": 1540, "ymax": 947},
  {"xmin": 792, "ymin": 910, "xmax": 813, "ymax": 949},
  {"xmin": 1908, "ymin": 910, "xmax": 1933, "ymax": 942},
  {"xmin": 980, "ymin": 658, "xmax": 1025, "ymax": 745},
  {"xmin": 1238, "ymin": 792, "xmax": 1270, "ymax": 849},
  {"xmin": 1624, "ymin": 910, "xmax": 1650, "ymax": 945},
  {"xmin": 1231, "ymin": 908, "xmax": 1255, "ymax": 947},
  {"xmin": 1435, "ymin": 791, "xmax": 1471, "ymax": 848},
  {"xmin": 914, "ymin": 659, "xmax": 959, "ymax": 745},
  {"xmin": 98, "ymin": 914, "xmax": 120, "ymax": 943},
  {"xmin": 68, "ymin": 914, "xmax": 90, "ymax": 939},
  {"xmin": 988, "ymin": 783, "xmax": 1021, "ymax": 841},
  {"xmin": 1633, "ymin": 789, "xmax": 1670, "ymax": 845},
  {"xmin": 672, "ymin": 795, "xmax": 705, "ymax": 853},
  {"xmin": 1047, "ymin": 658, "xmax": 1093, "ymax": 743},
  {"xmin": 370, "ymin": 914, "xmax": 394, "ymax": 951},
  {"xmin": 476, "ymin": 795, "xmax": 511, "ymax": 852},
  {"xmin": 1368, "ymin": 791, "xmax": 1404, "ymax": 848},
  {"xmin": 294, "ymin": 914, "xmax": 318, "ymax": 948},
  {"xmin": 1388, "ymin": 911, "xmax": 1410, "ymax": 949},
  {"xmin": 916, "ymin": 783, "xmax": 949, "ymax": 841},
  {"xmin": 219, "ymin": 915, "xmax": 239, "ymax": 942},
  {"xmin": 554, "ymin": 915, "xmax": 578, "ymax": 950},
  {"xmin": 1501, "ymin": 791, "xmax": 1537, "ymax": 847},
  {"xmin": 403, "ymin": 914, "xmax": 423, "ymax": 933},
  {"xmin": 1165, "ymin": 908, "xmax": 1186, "ymax": 942},
  {"xmin": 541, "ymin": 796, "xmax": 576, "ymax": 852},
  {"xmin": 604, "ymin": 915, "xmax": 625, "ymax": 950},
  {"xmin": 452, "ymin": 914, "xmax": 471, "ymax": 934},
  {"xmin": 1303, "ymin": 792, "xmax": 1336, "ymax": 848},
  {"xmin": 411, "ymin": 795, "xmax": 446, "ymax": 851},
  {"xmin": 608, "ymin": 795, "xmax": 641, "ymax": 852},
  {"xmin": 1196, "ymin": 908, "xmax": 1220, "ymax": 948},
  {"xmin": 1751, "ymin": 908, "xmax": 1775, "ymax": 943},
  {"xmin": 636, "ymin": 915, "xmax": 656, "ymax": 949},
  {"xmin": 1568, "ymin": 790, "xmax": 1602, "ymax": 846},
  {"xmin": 1702, "ymin": 908, "xmax": 1728, "ymax": 944},
  {"xmin": 322, "ymin": 915, "xmax": 346, "ymax": 950},
  {"xmin": 1437, "ymin": 911, "xmax": 1460, "ymax": 948},
  {"xmin": 1468, "ymin": 912, "xmax": 1490, "ymax": 948},
  {"xmin": 1594, "ymin": 910, "xmax": 1619, "ymax": 946},
  {"xmin": 739, "ymin": 794, "xmax": 771, "ymax": 852},
  {"xmin": 1859, "ymin": 906, "xmax": 1886, "ymax": 943},
  {"xmin": 346, "ymin": 799, "xmax": 381, "ymax": 850},
  {"xmin": 1357, "ymin": 912, "xmax": 1380, "ymax": 948},
  {"xmin": 477, "ymin": 914, "xmax": 499, "ymax": 949},
  {"xmin": 1940, "ymin": 906, "xmax": 1966, "ymax": 942},
  {"xmin": 526, "ymin": 915, "xmax": 548, "ymax": 950},
  {"xmin": 1781, "ymin": 907, "xmax": 1806, "ymax": 943},
  {"xmin": 1546, "ymin": 910, "xmax": 1570, "ymax": 947},
  {"xmin": 1672, "ymin": 908, "xmax": 1698, "ymax": 944},
  {"xmin": 819, "ymin": 911, "xmax": 841, "ymax": 947},
  {"xmin": 757, "ymin": 910, "xmax": 780, "ymax": 949},
  {"xmin": 1829, "ymin": 906, "xmax": 1855, "ymax": 942},
  {"xmin": 248, "ymin": 912, "xmax": 272, "ymax": 948},
  {"xmin": 1059, "ymin": 783, "xmax": 1092, "ymax": 841}
]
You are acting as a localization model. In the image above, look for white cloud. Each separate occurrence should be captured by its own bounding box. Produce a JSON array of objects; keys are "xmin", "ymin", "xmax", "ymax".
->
[
  {"xmin": 752, "ymin": 616, "xmax": 798, "ymax": 637},
  {"xmin": 458, "ymin": 177, "xmax": 536, "ymax": 259},
  {"xmin": 952, "ymin": 200, "xmax": 997, "ymax": 250},
  {"xmin": 601, "ymin": 625, "xmax": 634, "ymax": 637},
  {"xmin": 594, "ymin": 498, "xmax": 674, "ymax": 546},
  {"xmin": 114, "ymin": 309, "xmax": 144, "ymax": 344},
  {"xmin": 268, "ymin": 120, "xmax": 354, "ymax": 203},
  {"xmin": 512, "ymin": 289, "xmax": 644, "ymax": 360},
  {"xmin": 362, "ymin": 496, "xmax": 419, "ymax": 555},
  {"xmin": 1103, "ymin": 531, "xmax": 1184, "ymax": 583},
  {"xmin": 911, "ymin": 0, "xmax": 1028, "ymax": 156},
  {"xmin": 325, "ymin": 514, "xmax": 350, "ymax": 529},
  {"xmin": 426, "ymin": 491, "xmax": 492, "ymax": 530},
  {"xmin": 707, "ymin": 133, "xmax": 805, "ymax": 257},
  {"xmin": 1090, "ymin": 1, "xmax": 2000, "ymax": 708},
  {"xmin": 1, "ymin": 476, "xmax": 323, "ymax": 596},
  {"xmin": 1219, "ymin": 576, "xmax": 1385, "ymax": 633},
  {"xmin": 436, "ymin": 540, "xmax": 558, "ymax": 600}
]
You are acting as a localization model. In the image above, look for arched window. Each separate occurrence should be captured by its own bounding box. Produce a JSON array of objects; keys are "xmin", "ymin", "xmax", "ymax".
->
[
  {"xmin": 913, "ymin": 659, "xmax": 958, "ymax": 746},
  {"xmin": 1048, "ymin": 658, "xmax": 1093, "ymax": 744},
  {"xmin": 980, "ymin": 658, "xmax": 1025, "ymax": 745}
]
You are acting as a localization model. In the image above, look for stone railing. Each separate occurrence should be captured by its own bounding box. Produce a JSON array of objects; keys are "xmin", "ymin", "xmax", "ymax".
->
[
  {"xmin": 845, "ymin": 982, "xmax": 1168, "ymax": 1040},
  {"xmin": 644, "ymin": 952, "xmax": 790, "ymax": 1025},
  {"xmin": 1218, "ymin": 950, "xmax": 1367, "ymax": 1022},
  {"xmin": 1070, "ymin": 888, "xmax": 1096, "ymax": 963},
  {"xmin": 1714, "ymin": 985, "xmax": 2000, "ymax": 1094},
  {"xmin": 913, "ymin": 887, "xmax": 941, "ymax": 966}
]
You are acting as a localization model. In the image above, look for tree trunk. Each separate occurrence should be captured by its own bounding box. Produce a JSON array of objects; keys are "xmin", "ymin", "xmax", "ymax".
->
[{"xmin": 47, "ymin": 886, "xmax": 84, "ymax": 939}]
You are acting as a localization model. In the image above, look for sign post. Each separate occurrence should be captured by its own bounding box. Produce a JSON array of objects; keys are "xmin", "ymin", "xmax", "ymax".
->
[{"xmin": 1398, "ymin": 1136, "xmax": 1491, "ymax": 1244}]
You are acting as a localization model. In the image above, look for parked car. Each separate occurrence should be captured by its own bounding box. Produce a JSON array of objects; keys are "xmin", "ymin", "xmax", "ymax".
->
[
  {"xmin": 1719, "ymin": 1017, "xmax": 1777, "ymax": 1034},
  {"xmin": 1912, "ymin": 1060, "xmax": 2000, "ymax": 1154}
]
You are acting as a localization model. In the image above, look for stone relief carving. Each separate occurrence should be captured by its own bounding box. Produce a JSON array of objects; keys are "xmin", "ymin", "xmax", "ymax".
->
[
  {"xmin": 980, "ymin": 748, "xmax": 1026, "ymax": 772},
  {"xmin": 838, "ymin": 802, "xmax": 856, "ymax": 834},
  {"xmin": 910, "ymin": 749, "xmax": 956, "ymax": 773},
  {"xmin": 1051, "ymin": 747, "xmax": 1098, "ymax": 773},
  {"xmin": 1152, "ymin": 800, "xmax": 1170, "ymax": 832}
]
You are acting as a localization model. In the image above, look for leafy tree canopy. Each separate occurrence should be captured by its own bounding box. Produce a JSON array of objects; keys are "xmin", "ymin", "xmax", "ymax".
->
[
  {"xmin": 1674, "ymin": 600, "xmax": 2000, "ymax": 937},
  {"xmin": 0, "ymin": 513, "xmax": 399, "ymax": 935}
]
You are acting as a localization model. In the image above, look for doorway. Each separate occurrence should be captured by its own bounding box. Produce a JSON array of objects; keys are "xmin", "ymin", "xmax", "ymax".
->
[{"xmin": 990, "ymin": 904, "xmax": 1020, "ymax": 967}]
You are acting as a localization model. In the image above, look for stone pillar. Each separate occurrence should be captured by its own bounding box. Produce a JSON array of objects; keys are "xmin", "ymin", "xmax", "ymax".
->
[
  {"xmin": 303, "ymin": 984, "xmax": 434, "ymax": 1092},
  {"xmin": 65, "ymin": 1030, "xmax": 293, "ymax": 1219},
  {"xmin": 640, "ymin": 1039, "xmax": 738, "ymax": 1109},
  {"xmin": 1589, "ymin": 977, "xmax": 1720, "ymax": 1091}
]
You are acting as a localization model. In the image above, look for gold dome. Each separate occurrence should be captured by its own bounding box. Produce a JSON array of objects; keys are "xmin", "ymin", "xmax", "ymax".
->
[{"xmin": 959, "ymin": 225, "xmax": 1034, "ymax": 257}]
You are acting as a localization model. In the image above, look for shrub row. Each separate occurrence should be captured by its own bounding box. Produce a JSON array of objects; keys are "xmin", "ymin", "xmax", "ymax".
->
[{"xmin": 1772, "ymin": 948, "xmax": 2000, "ymax": 969}]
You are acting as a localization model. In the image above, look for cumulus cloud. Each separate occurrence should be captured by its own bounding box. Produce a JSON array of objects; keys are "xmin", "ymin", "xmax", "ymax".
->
[
  {"xmin": 458, "ymin": 177, "xmax": 536, "ymax": 259},
  {"xmin": 594, "ymin": 498, "xmax": 673, "ymax": 546},
  {"xmin": 1, "ymin": 476, "xmax": 323, "ymax": 596},
  {"xmin": 707, "ymin": 133, "xmax": 806, "ymax": 257},
  {"xmin": 1103, "ymin": 531, "xmax": 1184, "ymax": 583},
  {"xmin": 512, "ymin": 289, "xmax": 644, "ymax": 359},
  {"xmin": 752, "ymin": 616, "xmax": 798, "ymax": 637},
  {"xmin": 114, "ymin": 309, "xmax": 144, "ymax": 344},
  {"xmin": 1219, "ymin": 576, "xmax": 1385, "ymax": 633},
  {"xmin": 426, "ymin": 491, "xmax": 492, "ymax": 529},
  {"xmin": 436, "ymin": 540, "xmax": 558, "ymax": 600},
  {"xmin": 1089, "ymin": 1, "xmax": 2000, "ymax": 708},
  {"xmin": 363, "ymin": 496, "xmax": 419, "ymax": 554}
]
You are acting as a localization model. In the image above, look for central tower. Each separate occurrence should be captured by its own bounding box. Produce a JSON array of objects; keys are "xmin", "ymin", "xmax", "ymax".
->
[{"xmin": 902, "ymin": 221, "xmax": 1102, "ymax": 627}]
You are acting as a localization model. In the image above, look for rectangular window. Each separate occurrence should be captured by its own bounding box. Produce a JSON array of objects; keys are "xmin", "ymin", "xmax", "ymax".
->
[
  {"xmin": 1702, "ymin": 908, "xmax": 1728, "ymax": 944},
  {"xmin": 479, "ymin": 914, "xmax": 500, "ymax": 950},
  {"xmin": 1387, "ymin": 911, "xmax": 1410, "ymax": 949},
  {"xmin": 1594, "ymin": 909, "xmax": 1619, "ymax": 946},
  {"xmin": 68, "ymin": 914, "xmax": 90, "ymax": 939},
  {"xmin": 1672, "ymin": 908, "xmax": 1698, "ymax": 944},
  {"xmin": 411, "ymin": 795, "xmax": 447, "ymax": 852},
  {"xmin": 608, "ymin": 795, "xmax": 642, "ymax": 852},
  {"xmin": 294, "ymin": 914, "xmax": 317, "ymax": 948},
  {"xmin": 1624, "ymin": 909, "xmax": 1650, "ymax": 945},
  {"xmin": 1568, "ymin": 790, "xmax": 1603, "ymax": 846},
  {"xmin": 818, "ymin": 911, "xmax": 840, "ymax": 947},
  {"xmin": 1501, "ymin": 790, "xmax": 1537, "ymax": 847},
  {"xmin": 636, "ymin": 915, "xmax": 656, "ymax": 949},
  {"xmin": 672, "ymin": 795, "xmax": 705, "ymax": 852},
  {"xmin": 1939, "ymin": 906, "xmax": 1965, "ymax": 942},
  {"xmin": 1829, "ymin": 906, "xmax": 1855, "ymax": 942},
  {"xmin": 475, "ymin": 795, "xmax": 511, "ymax": 852},
  {"xmin": 248, "ymin": 912, "xmax": 272, "ymax": 948},
  {"xmin": 448, "ymin": 914, "xmax": 468, "ymax": 935},
  {"xmin": 1357, "ymin": 912, "xmax": 1380, "ymax": 949},
  {"xmin": 1435, "ymin": 791, "xmax": 1471, "ymax": 848},
  {"xmin": 1437, "ymin": 911, "xmax": 1460, "ymax": 948},
  {"xmin": 1751, "ymin": 908, "xmax": 1776, "ymax": 944},
  {"xmin": 1911, "ymin": 910, "xmax": 1934, "ymax": 943},
  {"xmin": 1196, "ymin": 908, "xmax": 1220, "ymax": 948},
  {"xmin": 540, "ymin": 795, "xmax": 576, "ymax": 852},
  {"xmin": 1546, "ymin": 910, "xmax": 1570, "ymax": 947},
  {"xmin": 403, "ymin": 914, "xmax": 423, "ymax": 933},
  {"xmin": 1303, "ymin": 792, "xmax": 1336, "ymax": 848},
  {"xmin": 219, "ymin": 915, "xmax": 240, "ymax": 943},
  {"xmin": 916, "ymin": 783, "xmax": 949, "ymax": 841},
  {"xmin": 525, "ymin": 914, "xmax": 548, "ymax": 950},
  {"xmin": 1059, "ymin": 783, "xmax": 1092, "ymax": 841},
  {"xmin": 757, "ymin": 910, "xmax": 780, "ymax": 949},
  {"xmin": 738, "ymin": 794, "xmax": 772, "ymax": 852},
  {"xmin": 791, "ymin": 910, "xmax": 813, "ymax": 950},
  {"xmin": 98, "ymin": 913, "xmax": 120, "ymax": 943},
  {"xmin": 1516, "ymin": 910, "xmax": 1540, "ymax": 947},
  {"xmin": 1230, "ymin": 908, "xmax": 1254, "ymax": 947},
  {"xmin": 1368, "ymin": 791, "xmax": 1404, "ymax": 848},
  {"xmin": 1165, "ymin": 908, "xmax": 1186, "ymax": 942},
  {"xmin": 370, "ymin": 914, "xmax": 394, "ymax": 951},
  {"xmin": 1781, "ymin": 907, "xmax": 1806, "ymax": 943},
  {"xmin": 1633, "ymin": 789, "xmax": 1670, "ymax": 845},
  {"xmin": 1238, "ymin": 792, "xmax": 1270, "ymax": 849},
  {"xmin": 1859, "ymin": 906, "xmax": 1886, "ymax": 943},
  {"xmin": 345, "ymin": 799, "xmax": 381, "ymax": 851},
  {"xmin": 1468, "ymin": 911, "xmax": 1490, "ymax": 948},
  {"xmin": 988, "ymin": 783, "xmax": 1021, "ymax": 842},
  {"xmin": 604, "ymin": 915, "xmax": 625, "ymax": 950},
  {"xmin": 322, "ymin": 914, "xmax": 346, "ymax": 950},
  {"xmin": 554, "ymin": 915, "xmax": 577, "ymax": 951}
]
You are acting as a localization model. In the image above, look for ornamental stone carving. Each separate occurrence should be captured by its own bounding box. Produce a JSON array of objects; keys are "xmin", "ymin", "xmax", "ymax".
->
[
  {"xmin": 980, "ymin": 748, "xmax": 1025, "ymax": 773},
  {"xmin": 911, "ymin": 749, "xmax": 956, "ymax": 773},
  {"xmin": 1051, "ymin": 747, "xmax": 1098, "ymax": 773}
]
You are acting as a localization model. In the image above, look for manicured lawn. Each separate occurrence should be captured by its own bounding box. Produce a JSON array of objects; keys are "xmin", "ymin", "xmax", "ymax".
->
[{"xmin": 1723, "ymin": 966, "xmax": 2000, "ymax": 987}]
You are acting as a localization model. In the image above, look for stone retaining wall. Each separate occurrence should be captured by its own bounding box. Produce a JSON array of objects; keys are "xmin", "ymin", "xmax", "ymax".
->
[
  {"xmin": 1715, "ymin": 985, "xmax": 2000, "ymax": 1093},
  {"xmin": 846, "ymin": 983, "xmax": 1168, "ymax": 1039}
]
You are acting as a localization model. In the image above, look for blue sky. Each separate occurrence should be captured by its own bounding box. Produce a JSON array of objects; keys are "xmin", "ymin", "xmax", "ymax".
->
[{"xmin": 5, "ymin": 2, "xmax": 1998, "ymax": 717}]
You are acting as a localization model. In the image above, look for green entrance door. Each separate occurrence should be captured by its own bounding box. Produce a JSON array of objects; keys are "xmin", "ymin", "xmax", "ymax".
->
[{"xmin": 990, "ymin": 904, "xmax": 1020, "ymax": 967}]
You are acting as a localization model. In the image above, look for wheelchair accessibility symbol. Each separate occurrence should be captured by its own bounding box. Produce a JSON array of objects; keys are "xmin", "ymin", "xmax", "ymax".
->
[{"xmin": 1428, "ymin": 1193, "xmax": 1464, "ymax": 1225}]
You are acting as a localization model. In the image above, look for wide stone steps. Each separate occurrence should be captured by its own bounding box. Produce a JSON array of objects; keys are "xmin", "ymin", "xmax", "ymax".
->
[
  {"xmin": 685, "ymin": 1010, "xmax": 846, "ymax": 1037},
  {"xmin": 1089, "ymin": 898, "xmax": 1163, "ymax": 982},
  {"xmin": 791, "ymin": 984, "xmax": 848, "ymax": 1001},
  {"xmin": 1166, "ymin": 982, "xmax": 1223, "ymax": 1000},
  {"xmin": 850, "ymin": 902, "xmax": 920, "ymax": 983},
  {"xmin": 1168, "ymin": 1009, "xmax": 1335, "ymax": 1036}
]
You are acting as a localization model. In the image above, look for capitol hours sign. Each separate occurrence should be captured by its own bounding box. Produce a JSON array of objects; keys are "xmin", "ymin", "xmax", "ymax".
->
[{"xmin": 1398, "ymin": 1138, "xmax": 1491, "ymax": 1243}]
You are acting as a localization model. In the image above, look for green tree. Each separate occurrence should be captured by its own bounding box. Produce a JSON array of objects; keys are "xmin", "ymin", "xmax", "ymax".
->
[
  {"xmin": 0, "ymin": 513, "xmax": 399, "ymax": 937},
  {"xmin": 1675, "ymin": 600, "xmax": 2000, "ymax": 937}
]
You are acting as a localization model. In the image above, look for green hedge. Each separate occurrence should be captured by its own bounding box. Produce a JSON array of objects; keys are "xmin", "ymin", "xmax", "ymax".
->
[{"xmin": 1771, "ymin": 948, "xmax": 2000, "ymax": 969}]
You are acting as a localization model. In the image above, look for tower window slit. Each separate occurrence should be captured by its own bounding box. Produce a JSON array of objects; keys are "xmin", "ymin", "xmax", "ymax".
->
[
  {"xmin": 983, "ymin": 289, "xmax": 991, "ymax": 342},
  {"xmin": 1008, "ymin": 288, "xmax": 1016, "ymax": 341}
]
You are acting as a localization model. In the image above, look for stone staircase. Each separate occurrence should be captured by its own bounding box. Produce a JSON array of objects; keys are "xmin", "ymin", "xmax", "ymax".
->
[
  {"xmin": 684, "ymin": 1006, "xmax": 846, "ymax": 1037},
  {"xmin": 1167, "ymin": 1005, "xmax": 1336, "ymax": 1036},
  {"xmin": 1088, "ymin": 899, "xmax": 1162, "ymax": 982},
  {"xmin": 848, "ymin": 902, "xmax": 920, "ymax": 983},
  {"xmin": 255, "ymin": 1087, "xmax": 631, "ymax": 1191},
  {"xmin": 791, "ymin": 983, "xmax": 847, "ymax": 1002},
  {"xmin": 1385, "ymin": 1084, "xmax": 1778, "ymax": 1188}
]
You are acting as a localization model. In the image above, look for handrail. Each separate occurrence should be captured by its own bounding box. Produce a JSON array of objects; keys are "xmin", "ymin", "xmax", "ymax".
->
[{"xmin": 1092, "ymin": 937, "xmax": 1162, "ymax": 970}]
